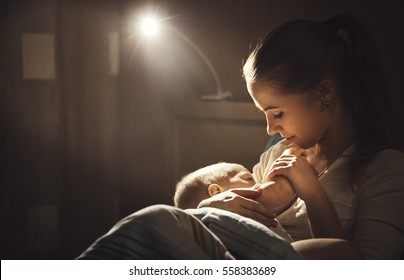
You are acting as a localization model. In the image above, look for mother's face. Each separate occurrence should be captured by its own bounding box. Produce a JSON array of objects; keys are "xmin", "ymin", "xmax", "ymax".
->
[{"xmin": 247, "ymin": 81, "xmax": 331, "ymax": 149}]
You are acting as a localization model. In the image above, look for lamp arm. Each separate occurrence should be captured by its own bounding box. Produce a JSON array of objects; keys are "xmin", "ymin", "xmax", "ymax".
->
[{"xmin": 173, "ymin": 29, "xmax": 223, "ymax": 94}]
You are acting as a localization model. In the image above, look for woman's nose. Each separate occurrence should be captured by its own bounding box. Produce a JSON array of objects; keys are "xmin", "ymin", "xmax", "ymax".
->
[
  {"xmin": 266, "ymin": 121, "xmax": 281, "ymax": 136},
  {"xmin": 264, "ymin": 113, "xmax": 282, "ymax": 136}
]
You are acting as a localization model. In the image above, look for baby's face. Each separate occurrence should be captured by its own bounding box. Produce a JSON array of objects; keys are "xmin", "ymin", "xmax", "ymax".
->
[{"xmin": 220, "ymin": 164, "xmax": 256, "ymax": 191}]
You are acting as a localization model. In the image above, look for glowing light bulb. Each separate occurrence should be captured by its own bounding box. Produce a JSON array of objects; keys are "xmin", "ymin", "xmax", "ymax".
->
[{"xmin": 140, "ymin": 16, "xmax": 159, "ymax": 36}]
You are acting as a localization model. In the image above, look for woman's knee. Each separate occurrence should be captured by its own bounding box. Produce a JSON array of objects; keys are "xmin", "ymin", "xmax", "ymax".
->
[{"xmin": 117, "ymin": 204, "xmax": 185, "ymax": 229}]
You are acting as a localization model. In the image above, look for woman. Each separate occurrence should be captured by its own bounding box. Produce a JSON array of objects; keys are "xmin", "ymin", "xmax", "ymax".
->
[
  {"xmin": 78, "ymin": 15, "xmax": 404, "ymax": 260},
  {"xmin": 199, "ymin": 14, "xmax": 404, "ymax": 259}
]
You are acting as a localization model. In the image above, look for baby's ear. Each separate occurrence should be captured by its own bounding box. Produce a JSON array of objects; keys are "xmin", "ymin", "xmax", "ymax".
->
[{"xmin": 208, "ymin": 184, "xmax": 221, "ymax": 197}]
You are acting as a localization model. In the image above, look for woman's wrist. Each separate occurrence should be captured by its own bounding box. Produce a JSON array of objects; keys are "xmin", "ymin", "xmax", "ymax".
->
[
  {"xmin": 304, "ymin": 188, "xmax": 346, "ymax": 238},
  {"xmin": 296, "ymin": 180, "xmax": 324, "ymax": 204}
]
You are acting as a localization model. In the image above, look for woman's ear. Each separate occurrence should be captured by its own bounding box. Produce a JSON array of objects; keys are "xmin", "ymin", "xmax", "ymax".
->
[
  {"xmin": 316, "ymin": 79, "xmax": 336, "ymax": 111},
  {"xmin": 318, "ymin": 79, "xmax": 335, "ymax": 102},
  {"xmin": 208, "ymin": 184, "xmax": 222, "ymax": 197}
]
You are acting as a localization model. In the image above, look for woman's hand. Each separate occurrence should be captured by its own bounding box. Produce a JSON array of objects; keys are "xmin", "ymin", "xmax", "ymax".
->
[
  {"xmin": 197, "ymin": 188, "xmax": 278, "ymax": 228},
  {"xmin": 266, "ymin": 148, "xmax": 321, "ymax": 203},
  {"xmin": 266, "ymin": 147, "xmax": 346, "ymax": 238}
]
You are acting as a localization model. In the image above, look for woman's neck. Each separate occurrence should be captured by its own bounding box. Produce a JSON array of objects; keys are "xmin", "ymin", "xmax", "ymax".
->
[{"xmin": 308, "ymin": 107, "xmax": 356, "ymax": 169}]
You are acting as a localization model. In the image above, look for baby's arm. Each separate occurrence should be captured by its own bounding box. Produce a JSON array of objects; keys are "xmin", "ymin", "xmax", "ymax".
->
[{"xmin": 254, "ymin": 176, "xmax": 297, "ymax": 216}]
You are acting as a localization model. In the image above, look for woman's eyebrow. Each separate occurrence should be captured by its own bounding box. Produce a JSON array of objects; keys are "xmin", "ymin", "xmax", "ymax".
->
[
  {"xmin": 263, "ymin": 105, "xmax": 280, "ymax": 111},
  {"xmin": 256, "ymin": 104, "xmax": 280, "ymax": 112}
]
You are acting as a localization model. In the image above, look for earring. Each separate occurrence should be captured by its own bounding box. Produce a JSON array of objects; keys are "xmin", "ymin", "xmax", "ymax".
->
[{"xmin": 323, "ymin": 101, "xmax": 331, "ymax": 109}]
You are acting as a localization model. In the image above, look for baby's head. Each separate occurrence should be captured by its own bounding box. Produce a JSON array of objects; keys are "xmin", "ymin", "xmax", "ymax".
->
[
  {"xmin": 174, "ymin": 162, "xmax": 297, "ymax": 215},
  {"xmin": 174, "ymin": 162, "xmax": 255, "ymax": 209}
]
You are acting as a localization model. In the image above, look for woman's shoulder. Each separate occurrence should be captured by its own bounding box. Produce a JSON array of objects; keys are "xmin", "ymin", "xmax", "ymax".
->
[
  {"xmin": 257, "ymin": 139, "xmax": 288, "ymax": 162},
  {"xmin": 268, "ymin": 139, "xmax": 295, "ymax": 155},
  {"xmin": 253, "ymin": 139, "xmax": 295, "ymax": 182},
  {"xmin": 358, "ymin": 148, "xmax": 404, "ymax": 192},
  {"xmin": 369, "ymin": 149, "xmax": 404, "ymax": 170}
]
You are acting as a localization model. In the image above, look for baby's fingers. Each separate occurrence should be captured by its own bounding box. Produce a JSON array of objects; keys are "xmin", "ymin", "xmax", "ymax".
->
[
  {"xmin": 283, "ymin": 147, "xmax": 307, "ymax": 156},
  {"xmin": 266, "ymin": 166, "xmax": 290, "ymax": 180}
]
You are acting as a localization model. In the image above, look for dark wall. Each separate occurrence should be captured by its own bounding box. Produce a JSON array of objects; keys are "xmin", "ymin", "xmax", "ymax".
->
[
  {"xmin": 3, "ymin": 0, "xmax": 63, "ymax": 259},
  {"xmin": 2, "ymin": 0, "xmax": 122, "ymax": 259},
  {"xmin": 2, "ymin": 0, "xmax": 403, "ymax": 259}
]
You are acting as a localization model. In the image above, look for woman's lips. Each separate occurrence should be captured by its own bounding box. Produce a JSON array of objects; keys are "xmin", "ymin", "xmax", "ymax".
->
[{"xmin": 286, "ymin": 136, "xmax": 295, "ymax": 142}]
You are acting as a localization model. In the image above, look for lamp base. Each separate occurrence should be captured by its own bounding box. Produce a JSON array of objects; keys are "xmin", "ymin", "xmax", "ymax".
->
[{"xmin": 200, "ymin": 91, "xmax": 233, "ymax": 101}]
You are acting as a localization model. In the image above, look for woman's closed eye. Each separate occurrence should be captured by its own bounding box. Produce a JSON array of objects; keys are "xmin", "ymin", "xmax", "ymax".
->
[{"xmin": 273, "ymin": 111, "xmax": 283, "ymax": 119}]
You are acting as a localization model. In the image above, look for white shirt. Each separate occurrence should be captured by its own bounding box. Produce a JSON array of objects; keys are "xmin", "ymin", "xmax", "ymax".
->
[{"xmin": 253, "ymin": 139, "xmax": 404, "ymax": 259}]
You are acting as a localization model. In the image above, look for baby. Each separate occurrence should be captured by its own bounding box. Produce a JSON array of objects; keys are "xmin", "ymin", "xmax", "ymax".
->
[{"xmin": 174, "ymin": 162, "xmax": 297, "ymax": 216}]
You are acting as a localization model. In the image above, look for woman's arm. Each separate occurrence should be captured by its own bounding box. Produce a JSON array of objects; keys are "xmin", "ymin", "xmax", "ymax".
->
[
  {"xmin": 292, "ymin": 238, "xmax": 364, "ymax": 259},
  {"xmin": 351, "ymin": 150, "xmax": 404, "ymax": 259},
  {"xmin": 197, "ymin": 188, "xmax": 278, "ymax": 229},
  {"xmin": 302, "ymin": 185, "xmax": 346, "ymax": 238}
]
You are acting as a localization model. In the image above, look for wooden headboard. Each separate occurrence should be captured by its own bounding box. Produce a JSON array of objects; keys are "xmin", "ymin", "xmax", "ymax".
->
[{"xmin": 164, "ymin": 101, "xmax": 269, "ymax": 192}]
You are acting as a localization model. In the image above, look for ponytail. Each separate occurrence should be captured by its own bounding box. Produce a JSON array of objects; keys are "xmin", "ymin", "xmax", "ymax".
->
[{"xmin": 323, "ymin": 15, "xmax": 396, "ymax": 178}]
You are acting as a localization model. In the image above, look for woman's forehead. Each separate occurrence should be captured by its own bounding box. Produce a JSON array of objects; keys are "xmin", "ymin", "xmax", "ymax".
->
[{"xmin": 249, "ymin": 81, "xmax": 315, "ymax": 111}]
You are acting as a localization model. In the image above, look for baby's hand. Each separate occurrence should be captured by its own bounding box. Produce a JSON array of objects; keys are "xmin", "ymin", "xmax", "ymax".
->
[
  {"xmin": 266, "ymin": 146, "xmax": 306, "ymax": 178},
  {"xmin": 281, "ymin": 147, "xmax": 307, "ymax": 157}
]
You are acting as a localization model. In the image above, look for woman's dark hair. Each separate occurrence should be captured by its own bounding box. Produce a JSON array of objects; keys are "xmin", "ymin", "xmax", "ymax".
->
[{"xmin": 243, "ymin": 15, "xmax": 395, "ymax": 179}]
